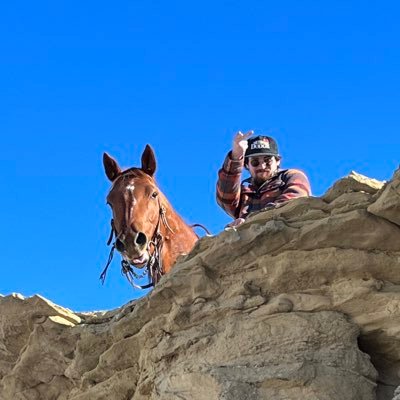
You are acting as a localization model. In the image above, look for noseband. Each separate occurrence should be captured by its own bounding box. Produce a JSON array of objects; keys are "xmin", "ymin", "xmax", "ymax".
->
[{"xmin": 100, "ymin": 198, "xmax": 174, "ymax": 290}]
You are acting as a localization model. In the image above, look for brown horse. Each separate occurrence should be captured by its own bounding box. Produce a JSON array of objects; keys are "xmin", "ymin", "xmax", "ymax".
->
[{"xmin": 101, "ymin": 145, "xmax": 198, "ymax": 288}]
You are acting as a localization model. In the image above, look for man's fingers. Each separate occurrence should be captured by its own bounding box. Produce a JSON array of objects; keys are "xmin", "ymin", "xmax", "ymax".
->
[
  {"xmin": 243, "ymin": 130, "xmax": 254, "ymax": 139},
  {"xmin": 234, "ymin": 131, "xmax": 244, "ymax": 141},
  {"xmin": 234, "ymin": 130, "xmax": 253, "ymax": 142}
]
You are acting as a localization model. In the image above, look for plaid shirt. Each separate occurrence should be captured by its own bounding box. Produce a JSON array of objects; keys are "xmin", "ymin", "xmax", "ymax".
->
[{"xmin": 217, "ymin": 152, "xmax": 311, "ymax": 219}]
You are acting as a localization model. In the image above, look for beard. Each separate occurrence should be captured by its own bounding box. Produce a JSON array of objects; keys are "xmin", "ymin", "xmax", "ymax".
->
[
  {"xmin": 252, "ymin": 175, "xmax": 268, "ymax": 186},
  {"xmin": 251, "ymin": 168, "xmax": 277, "ymax": 187}
]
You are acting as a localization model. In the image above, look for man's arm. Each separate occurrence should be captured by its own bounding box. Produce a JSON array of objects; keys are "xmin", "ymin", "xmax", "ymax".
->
[
  {"xmin": 216, "ymin": 131, "xmax": 253, "ymax": 218},
  {"xmin": 273, "ymin": 169, "xmax": 311, "ymax": 204},
  {"xmin": 216, "ymin": 153, "xmax": 244, "ymax": 218}
]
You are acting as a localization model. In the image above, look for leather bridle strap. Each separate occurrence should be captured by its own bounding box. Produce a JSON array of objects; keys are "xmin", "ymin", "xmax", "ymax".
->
[
  {"xmin": 107, "ymin": 219, "xmax": 115, "ymax": 245},
  {"xmin": 100, "ymin": 199, "xmax": 172, "ymax": 289},
  {"xmin": 159, "ymin": 204, "xmax": 175, "ymax": 234},
  {"xmin": 144, "ymin": 198, "xmax": 171, "ymax": 285},
  {"xmin": 121, "ymin": 260, "xmax": 154, "ymax": 290},
  {"xmin": 99, "ymin": 242, "xmax": 116, "ymax": 285}
]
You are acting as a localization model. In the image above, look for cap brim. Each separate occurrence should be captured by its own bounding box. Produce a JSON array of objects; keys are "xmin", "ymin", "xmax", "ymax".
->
[{"xmin": 245, "ymin": 151, "xmax": 279, "ymax": 158}]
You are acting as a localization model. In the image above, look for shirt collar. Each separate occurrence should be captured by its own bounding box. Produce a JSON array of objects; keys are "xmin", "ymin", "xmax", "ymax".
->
[{"xmin": 243, "ymin": 168, "xmax": 282, "ymax": 191}]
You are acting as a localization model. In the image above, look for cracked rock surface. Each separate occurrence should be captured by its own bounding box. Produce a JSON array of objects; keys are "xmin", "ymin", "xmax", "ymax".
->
[{"xmin": 1, "ymin": 168, "xmax": 400, "ymax": 400}]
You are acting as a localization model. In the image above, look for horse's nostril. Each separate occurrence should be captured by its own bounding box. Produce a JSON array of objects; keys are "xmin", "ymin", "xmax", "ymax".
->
[
  {"xmin": 115, "ymin": 239, "xmax": 125, "ymax": 252},
  {"xmin": 135, "ymin": 232, "xmax": 147, "ymax": 247}
]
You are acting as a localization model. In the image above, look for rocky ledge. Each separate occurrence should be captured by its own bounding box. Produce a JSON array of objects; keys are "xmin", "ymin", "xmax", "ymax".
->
[{"xmin": 1, "ymin": 168, "xmax": 400, "ymax": 400}]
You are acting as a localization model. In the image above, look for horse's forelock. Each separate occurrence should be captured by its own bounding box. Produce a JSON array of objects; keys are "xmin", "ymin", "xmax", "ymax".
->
[
  {"xmin": 108, "ymin": 168, "xmax": 155, "ymax": 195},
  {"xmin": 122, "ymin": 167, "xmax": 143, "ymax": 177},
  {"xmin": 121, "ymin": 168, "xmax": 154, "ymax": 181},
  {"xmin": 113, "ymin": 168, "xmax": 156, "ymax": 189}
]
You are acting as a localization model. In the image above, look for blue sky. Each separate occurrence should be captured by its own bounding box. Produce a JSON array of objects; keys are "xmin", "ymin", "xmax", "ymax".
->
[{"xmin": 1, "ymin": 1, "xmax": 399, "ymax": 311}]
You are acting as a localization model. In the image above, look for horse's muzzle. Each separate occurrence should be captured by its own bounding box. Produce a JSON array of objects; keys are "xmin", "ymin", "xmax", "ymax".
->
[
  {"xmin": 115, "ymin": 231, "xmax": 149, "ymax": 267},
  {"xmin": 116, "ymin": 231, "xmax": 148, "ymax": 251}
]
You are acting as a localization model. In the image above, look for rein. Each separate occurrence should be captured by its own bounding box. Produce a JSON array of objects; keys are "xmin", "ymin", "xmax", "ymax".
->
[
  {"xmin": 190, "ymin": 223, "xmax": 212, "ymax": 237},
  {"xmin": 100, "ymin": 200, "xmax": 174, "ymax": 290}
]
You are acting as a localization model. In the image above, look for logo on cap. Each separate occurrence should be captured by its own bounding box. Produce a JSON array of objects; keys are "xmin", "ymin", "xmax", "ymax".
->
[{"xmin": 250, "ymin": 138, "xmax": 270, "ymax": 150}]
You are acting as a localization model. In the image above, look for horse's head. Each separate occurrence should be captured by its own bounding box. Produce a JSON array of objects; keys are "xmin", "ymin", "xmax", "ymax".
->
[{"xmin": 103, "ymin": 145, "xmax": 163, "ymax": 268}]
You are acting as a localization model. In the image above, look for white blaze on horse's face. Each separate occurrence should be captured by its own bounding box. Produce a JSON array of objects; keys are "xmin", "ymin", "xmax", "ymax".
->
[{"xmin": 125, "ymin": 184, "xmax": 137, "ymax": 205}]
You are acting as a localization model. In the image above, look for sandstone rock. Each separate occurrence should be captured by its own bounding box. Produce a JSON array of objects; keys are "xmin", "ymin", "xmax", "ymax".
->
[
  {"xmin": 322, "ymin": 171, "xmax": 385, "ymax": 203},
  {"xmin": 368, "ymin": 168, "xmax": 400, "ymax": 227},
  {"xmin": 393, "ymin": 386, "xmax": 400, "ymax": 400},
  {"xmin": 1, "ymin": 169, "xmax": 400, "ymax": 399}
]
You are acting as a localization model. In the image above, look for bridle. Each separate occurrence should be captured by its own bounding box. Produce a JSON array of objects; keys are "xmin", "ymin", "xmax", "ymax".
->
[
  {"xmin": 100, "ymin": 170, "xmax": 211, "ymax": 290},
  {"xmin": 99, "ymin": 167, "xmax": 175, "ymax": 290},
  {"xmin": 100, "ymin": 197, "xmax": 175, "ymax": 290}
]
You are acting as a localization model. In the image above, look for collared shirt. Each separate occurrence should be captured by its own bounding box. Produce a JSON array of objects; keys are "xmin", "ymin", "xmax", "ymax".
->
[{"xmin": 216, "ymin": 152, "xmax": 311, "ymax": 219}]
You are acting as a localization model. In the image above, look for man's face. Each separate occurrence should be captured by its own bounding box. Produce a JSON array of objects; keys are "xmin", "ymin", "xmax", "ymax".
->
[{"xmin": 247, "ymin": 155, "xmax": 280, "ymax": 185}]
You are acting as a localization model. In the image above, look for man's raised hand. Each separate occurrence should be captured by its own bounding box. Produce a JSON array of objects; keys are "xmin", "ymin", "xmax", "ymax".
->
[{"xmin": 232, "ymin": 130, "xmax": 253, "ymax": 160}]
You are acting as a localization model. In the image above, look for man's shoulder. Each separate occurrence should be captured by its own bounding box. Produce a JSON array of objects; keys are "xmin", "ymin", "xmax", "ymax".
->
[{"xmin": 279, "ymin": 168, "xmax": 308, "ymax": 179}]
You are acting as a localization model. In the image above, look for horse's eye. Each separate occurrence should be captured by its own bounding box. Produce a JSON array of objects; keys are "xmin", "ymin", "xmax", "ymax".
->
[{"xmin": 151, "ymin": 191, "xmax": 158, "ymax": 199}]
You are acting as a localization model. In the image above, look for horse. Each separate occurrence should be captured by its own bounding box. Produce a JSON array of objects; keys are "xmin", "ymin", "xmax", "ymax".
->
[{"xmin": 101, "ymin": 144, "xmax": 199, "ymax": 288}]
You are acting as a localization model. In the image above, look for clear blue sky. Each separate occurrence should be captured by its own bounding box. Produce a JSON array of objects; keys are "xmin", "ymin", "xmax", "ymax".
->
[{"xmin": 1, "ymin": 1, "xmax": 399, "ymax": 311}]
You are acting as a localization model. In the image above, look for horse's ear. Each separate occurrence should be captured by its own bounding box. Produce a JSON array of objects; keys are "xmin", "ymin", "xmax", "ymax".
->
[
  {"xmin": 103, "ymin": 153, "xmax": 122, "ymax": 181},
  {"xmin": 141, "ymin": 144, "xmax": 156, "ymax": 176}
]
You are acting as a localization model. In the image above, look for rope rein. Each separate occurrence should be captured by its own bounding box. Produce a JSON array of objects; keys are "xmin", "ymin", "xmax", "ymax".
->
[{"xmin": 189, "ymin": 223, "xmax": 212, "ymax": 236}]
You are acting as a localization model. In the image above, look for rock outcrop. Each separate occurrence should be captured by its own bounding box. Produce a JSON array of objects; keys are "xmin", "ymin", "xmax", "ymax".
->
[{"xmin": 1, "ymin": 168, "xmax": 400, "ymax": 400}]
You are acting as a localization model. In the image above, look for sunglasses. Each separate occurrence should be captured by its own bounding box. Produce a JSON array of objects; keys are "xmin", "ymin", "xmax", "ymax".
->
[{"xmin": 249, "ymin": 157, "xmax": 275, "ymax": 167}]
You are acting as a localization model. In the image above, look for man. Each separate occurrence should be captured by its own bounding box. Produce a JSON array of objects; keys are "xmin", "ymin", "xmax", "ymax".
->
[{"xmin": 217, "ymin": 131, "xmax": 311, "ymax": 228}]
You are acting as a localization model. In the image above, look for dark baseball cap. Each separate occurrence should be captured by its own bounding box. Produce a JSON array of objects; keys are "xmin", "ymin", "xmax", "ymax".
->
[{"xmin": 245, "ymin": 136, "xmax": 280, "ymax": 158}]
